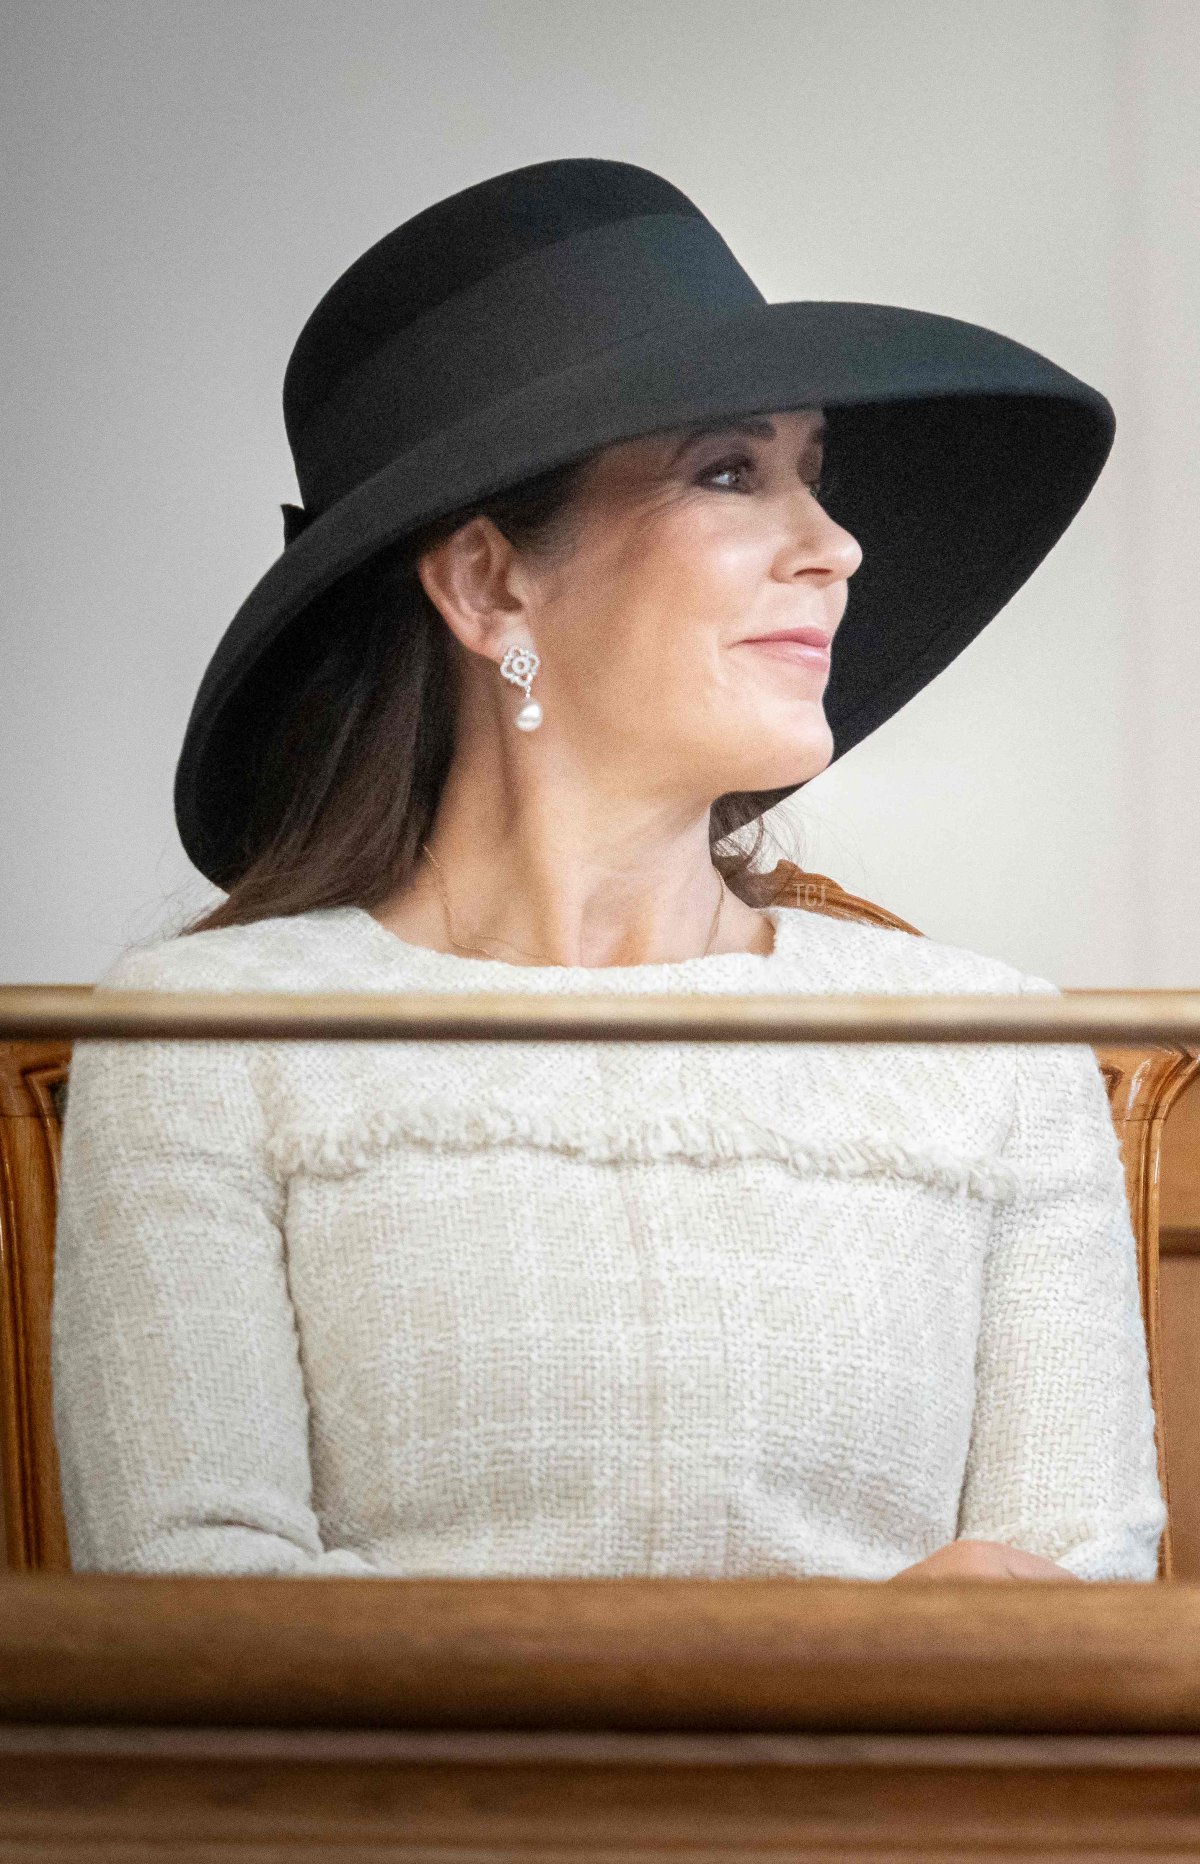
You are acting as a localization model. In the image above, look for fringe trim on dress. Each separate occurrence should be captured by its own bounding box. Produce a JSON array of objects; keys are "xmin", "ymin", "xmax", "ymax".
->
[{"xmin": 260, "ymin": 1098, "xmax": 1069, "ymax": 1203}]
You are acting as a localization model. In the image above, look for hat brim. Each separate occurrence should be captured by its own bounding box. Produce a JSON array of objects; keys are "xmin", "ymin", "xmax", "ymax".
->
[{"xmin": 175, "ymin": 297, "xmax": 1114, "ymax": 888}]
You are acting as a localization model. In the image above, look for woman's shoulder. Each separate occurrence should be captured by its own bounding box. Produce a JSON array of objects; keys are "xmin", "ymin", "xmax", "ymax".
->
[
  {"xmin": 771, "ymin": 901, "xmax": 1061, "ymax": 999},
  {"xmin": 92, "ymin": 907, "xmax": 362, "ymax": 993}
]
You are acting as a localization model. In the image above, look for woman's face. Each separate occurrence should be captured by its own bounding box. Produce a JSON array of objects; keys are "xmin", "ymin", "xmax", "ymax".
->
[{"xmin": 517, "ymin": 405, "xmax": 862, "ymax": 809}]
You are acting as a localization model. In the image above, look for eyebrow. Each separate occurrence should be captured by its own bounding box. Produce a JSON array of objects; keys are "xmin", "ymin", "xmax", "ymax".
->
[{"xmin": 669, "ymin": 414, "xmax": 826, "ymax": 463}]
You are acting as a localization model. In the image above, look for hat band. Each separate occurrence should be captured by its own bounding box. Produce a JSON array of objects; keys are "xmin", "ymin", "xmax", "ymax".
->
[{"xmin": 292, "ymin": 211, "xmax": 767, "ymax": 512}]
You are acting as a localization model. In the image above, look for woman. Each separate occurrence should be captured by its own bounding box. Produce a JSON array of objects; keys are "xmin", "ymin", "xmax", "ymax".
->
[{"xmin": 51, "ymin": 157, "xmax": 1166, "ymax": 1584}]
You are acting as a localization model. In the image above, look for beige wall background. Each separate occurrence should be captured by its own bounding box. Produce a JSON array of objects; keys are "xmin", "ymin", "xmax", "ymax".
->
[{"xmin": 1, "ymin": 0, "xmax": 1196, "ymax": 986}]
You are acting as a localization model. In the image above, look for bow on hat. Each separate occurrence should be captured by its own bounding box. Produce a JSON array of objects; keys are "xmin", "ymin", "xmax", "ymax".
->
[{"xmin": 281, "ymin": 502, "xmax": 314, "ymax": 547}]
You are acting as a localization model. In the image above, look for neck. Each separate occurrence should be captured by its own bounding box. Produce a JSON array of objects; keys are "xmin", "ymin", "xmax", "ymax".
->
[{"xmin": 371, "ymin": 775, "xmax": 774, "ymax": 968}]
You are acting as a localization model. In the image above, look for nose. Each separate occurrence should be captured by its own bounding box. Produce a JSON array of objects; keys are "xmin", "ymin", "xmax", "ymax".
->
[{"xmin": 776, "ymin": 491, "xmax": 862, "ymax": 594}]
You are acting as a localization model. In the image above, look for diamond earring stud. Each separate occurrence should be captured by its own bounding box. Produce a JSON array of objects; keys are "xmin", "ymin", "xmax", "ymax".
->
[{"xmin": 499, "ymin": 644, "xmax": 543, "ymax": 731}]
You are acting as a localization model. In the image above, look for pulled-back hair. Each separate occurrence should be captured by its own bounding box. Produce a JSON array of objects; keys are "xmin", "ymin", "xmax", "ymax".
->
[{"xmin": 179, "ymin": 449, "xmax": 797, "ymax": 938}]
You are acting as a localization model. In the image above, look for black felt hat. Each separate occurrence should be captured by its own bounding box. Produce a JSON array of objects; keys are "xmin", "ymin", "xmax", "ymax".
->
[{"xmin": 174, "ymin": 155, "xmax": 1115, "ymax": 891}]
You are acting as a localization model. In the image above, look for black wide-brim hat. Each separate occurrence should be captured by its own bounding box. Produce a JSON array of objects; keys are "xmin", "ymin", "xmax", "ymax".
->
[{"xmin": 175, "ymin": 156, "xmax": 1115, "ymax": 892}]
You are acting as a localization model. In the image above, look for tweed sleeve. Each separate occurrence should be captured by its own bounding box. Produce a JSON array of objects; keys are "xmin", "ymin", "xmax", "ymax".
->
[
  {"xmin": 953, "ymin": 973, "xmax": 1168, "ymax": 1580},
  {"xmin": 50, "ymin": 946, "xmax": 380, "ymax": 1576}
]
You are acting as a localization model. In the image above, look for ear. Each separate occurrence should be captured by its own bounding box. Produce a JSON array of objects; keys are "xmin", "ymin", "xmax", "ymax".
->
[{"xmin": 416, "ymin": 515, "xmax": 528, "ymax": 660}]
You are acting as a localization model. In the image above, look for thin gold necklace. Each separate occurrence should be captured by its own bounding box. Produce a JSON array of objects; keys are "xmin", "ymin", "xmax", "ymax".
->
[{"xmin": 419, "ymin": 841, "xmax": 726, "ymax": 966}]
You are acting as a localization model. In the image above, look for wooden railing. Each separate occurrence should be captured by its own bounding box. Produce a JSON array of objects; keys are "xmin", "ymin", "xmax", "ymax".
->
[{"xmin": 3, "ymin": 1574, "xmax": 1200, "ymax": 1854}]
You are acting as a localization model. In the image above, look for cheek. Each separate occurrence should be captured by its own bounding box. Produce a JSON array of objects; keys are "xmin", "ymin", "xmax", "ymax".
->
[
  {"xmin": 669, "ymin": 511, "xmax": 764, "ymax": 604},
  {"xmin": 610, "ymin": 518, "xmax": 765, "ymax": 657},
  {"xmin": 651, "ymin": 524, "xmax": 771, "ymax": 696},
  {"xmin": 551, "ymin": 506, "xmax": 770, "ymax": 703}
]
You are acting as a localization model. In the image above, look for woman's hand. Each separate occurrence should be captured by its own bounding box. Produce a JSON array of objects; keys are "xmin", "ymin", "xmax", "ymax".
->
[{"xmin": 887, "ymin": 1537, "xmax": 1084, "ymax": 1582}]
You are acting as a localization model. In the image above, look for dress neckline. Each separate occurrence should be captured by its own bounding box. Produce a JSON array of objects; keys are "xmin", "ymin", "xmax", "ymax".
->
[{"xmin": 330, "ymin": 901, "xmax": 793, "ymax": 985}]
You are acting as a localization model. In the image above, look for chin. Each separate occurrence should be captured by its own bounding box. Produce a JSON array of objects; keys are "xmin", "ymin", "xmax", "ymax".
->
[{"xmin": 744, "ymin": 722, "xmax": 834, "ymax": 790}]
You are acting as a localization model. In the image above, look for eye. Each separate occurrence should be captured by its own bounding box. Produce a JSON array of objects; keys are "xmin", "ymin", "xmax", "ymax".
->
[
  {"xmin": 699, "ymin": 452, "xmax": 831, "ymax": 499},
  {"xmin": 700, "ymin": 452, "xmax": 755, "ymax": 492}
]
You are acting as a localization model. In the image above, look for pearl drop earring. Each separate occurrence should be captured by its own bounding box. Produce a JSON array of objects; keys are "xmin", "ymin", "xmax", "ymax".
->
[{"xmin": 499, "ymin": 644, "xmax": 542, "ymax": 731}]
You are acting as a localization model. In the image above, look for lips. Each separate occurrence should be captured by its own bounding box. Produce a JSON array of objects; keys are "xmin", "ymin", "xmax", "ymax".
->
[
  {"xmin": 739, "ymin": 626, "xmax": 832, "ymax": 671},
  {"xmin": 740, "ymin": 627, "xmax": 832, "ymax": 650}
]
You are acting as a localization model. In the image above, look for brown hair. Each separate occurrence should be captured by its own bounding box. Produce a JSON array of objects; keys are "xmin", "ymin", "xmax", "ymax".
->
[{"xmin": 177, "ymin": 448, "xmax": 800, "ymax": 939}]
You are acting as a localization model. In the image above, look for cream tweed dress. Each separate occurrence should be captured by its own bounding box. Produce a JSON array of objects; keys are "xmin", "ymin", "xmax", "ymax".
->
[{"xmin": 50, "ymin": 900, "xmax": 1167, "ymax": 1581}]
